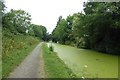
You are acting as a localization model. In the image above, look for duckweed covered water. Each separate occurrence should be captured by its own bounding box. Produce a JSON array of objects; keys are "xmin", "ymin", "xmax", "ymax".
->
[{"xmin": 48, "ymin": 43, "xmax": 118, "ymax": 78}]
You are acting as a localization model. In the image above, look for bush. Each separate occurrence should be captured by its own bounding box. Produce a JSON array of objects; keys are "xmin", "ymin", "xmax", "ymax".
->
[{"xmin": 49, "ymin": 45, "xmax": 54, "ymax": 52}]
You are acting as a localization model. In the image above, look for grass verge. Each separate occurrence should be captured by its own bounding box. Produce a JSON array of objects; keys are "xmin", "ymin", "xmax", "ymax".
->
[{"xmin": 42, "ymin": 43, "xmax": 76, "ymax": 78}]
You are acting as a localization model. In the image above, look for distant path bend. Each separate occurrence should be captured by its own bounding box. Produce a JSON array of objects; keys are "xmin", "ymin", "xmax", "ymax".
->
[{"xmin": 8, "ymin": 42, "xmax": 45, "ymax": 78}]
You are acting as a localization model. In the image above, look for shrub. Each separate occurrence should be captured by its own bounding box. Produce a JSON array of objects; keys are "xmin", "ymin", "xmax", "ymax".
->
[{"xmin": 49, "ymin": 45, "xmax": 54, "ymax": 52}]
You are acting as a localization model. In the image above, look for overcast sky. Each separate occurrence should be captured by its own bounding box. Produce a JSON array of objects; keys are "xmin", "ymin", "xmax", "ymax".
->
[{"xmin": 5, "ymin": 0, "xmax": 87, "ymax": 33}]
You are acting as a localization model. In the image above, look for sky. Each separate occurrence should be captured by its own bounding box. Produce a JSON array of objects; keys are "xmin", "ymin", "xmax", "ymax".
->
[{"xmin": 5, "ymin": 0, "xmax": 87, "ymax": 33}]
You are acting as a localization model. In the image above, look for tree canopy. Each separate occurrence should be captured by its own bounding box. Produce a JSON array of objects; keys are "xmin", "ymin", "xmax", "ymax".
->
[
  {"xmin": 2, "ymin": 3, "xmax": 48, "ymax": 41},
  {"xmin": 51, "ymin": 2, "xmax": 120, "ymax": 55}
]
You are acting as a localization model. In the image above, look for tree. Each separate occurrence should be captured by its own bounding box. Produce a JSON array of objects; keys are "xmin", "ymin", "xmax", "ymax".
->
[
  {"xmin": 32, "ymin": 24, "xmax": 47, "ymax": 40},
  {"xmin": 52, "ymin": 16, "xmax": 68, "ymax": 44},
  {"xmin": 82, "ymin": 2, "xmax": 120, "ymax": 54},
  {"xmin": 2, "ymin": 9, "xmax": 31, "ymax": 34},
  {"xmin": 52, "ymin": 2, "xmax": 120, "ymax": 54},
  {"xmin": 0, "ymin": 0, "xmax": 5, "ymax": 26}
]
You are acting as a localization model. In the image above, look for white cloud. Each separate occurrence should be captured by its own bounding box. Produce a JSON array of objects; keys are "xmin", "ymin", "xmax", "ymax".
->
[{"xmin": 5, "ymin": 0, "xmax": 87, "ymax": 33}]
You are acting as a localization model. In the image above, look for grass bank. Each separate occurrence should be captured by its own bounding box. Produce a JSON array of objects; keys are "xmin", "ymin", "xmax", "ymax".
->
[
  {"xmin": 2, "ymin": 32, "xmax": 39, "ymax": 78},
  {"xmin": 42, "ymin": 43, "xmax": 76, "ymax": 78}
]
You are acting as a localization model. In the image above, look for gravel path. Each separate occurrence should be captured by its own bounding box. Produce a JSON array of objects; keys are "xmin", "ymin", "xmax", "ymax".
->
[{"xmin": 8, "ymin": 43, "xmax": 45, "ymax": 78}]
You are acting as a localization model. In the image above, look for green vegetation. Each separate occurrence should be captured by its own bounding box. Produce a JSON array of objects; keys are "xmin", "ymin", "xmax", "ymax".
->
[
  {"xmin": 1, "ymin": 1, "xmax": 48, "ymax": 78},
  {"xmin": 2, "ymin": 9, "xmax": 48, "ymax": 40},
  {"xmin": 52, "ymin": 43, "xmax": 118, "ymax": 78},
  {"xmin": 0, "ymin": 1, "xmax": 4, "ymax": 79},
  {"xmin": 49, "ymin": 44, "xmax": 54, "ymax": 52},
  {"xmin": 0, "ymin": 28, "xmax": 1, "ymax": 79},
  {"xmin": 42, "ymin": 43, "xmax": 76, "ymax": 78},
  {"xmin": 2, "ymin": 34, "xmax": 39, "ymax": 78},
  {"xmin": 51, "ymin": 2, "xmax": 120, "ymax": 55},
  {"xmin": 1, "ymin": 0, "xmax": 120, "ymax": 78}
]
